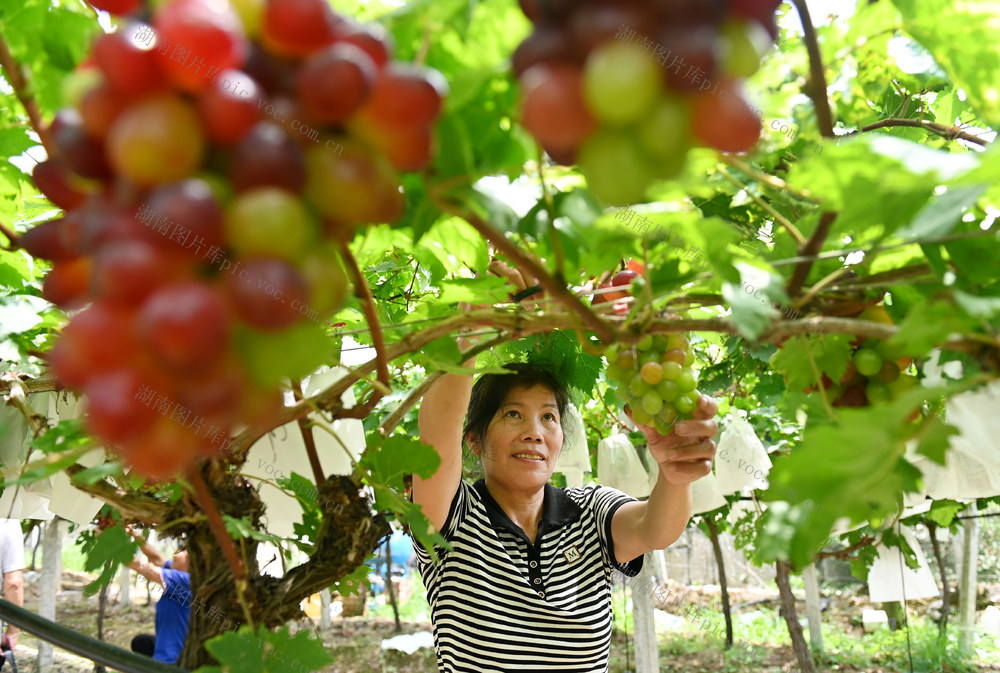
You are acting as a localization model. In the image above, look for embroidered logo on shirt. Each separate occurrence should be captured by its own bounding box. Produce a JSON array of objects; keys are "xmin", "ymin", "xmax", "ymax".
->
[{"xmin": 563, "ymin": 545, "xmax": 582, "ymax": 564}]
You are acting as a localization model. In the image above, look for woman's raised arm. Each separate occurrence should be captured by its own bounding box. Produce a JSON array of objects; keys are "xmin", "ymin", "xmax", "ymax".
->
[{"xmin": 413, "ymin": 345, "xmax": 474, "ymax": 532}]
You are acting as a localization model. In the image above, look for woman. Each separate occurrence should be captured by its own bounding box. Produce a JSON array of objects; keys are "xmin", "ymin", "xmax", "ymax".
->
[{"xmin": 413, "ymin": 348, "xmax": 718, "ymax": 673}]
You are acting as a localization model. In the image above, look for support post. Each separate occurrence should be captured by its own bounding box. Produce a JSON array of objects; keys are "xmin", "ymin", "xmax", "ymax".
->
[
  {"xmin": 803, "ymin": 563, "xmax": 823, "ymax": 653},
  {"xmin": 38, "ymin": 518, "xmax": 62, "ymax": 672},
  {"xmin": 320, "ymin": 589, "xmax": 331, "ymax": 630},
  {"xmin": 631, "ymin": 552, "xmax": 659, "ymax": 673},
  {"xmin": 119, "ymin": 566, "xmax": 131, "ymax": 607},
  {"xmin": 958, "ymin": 503, "xmax": 978, "ymax": 651}
]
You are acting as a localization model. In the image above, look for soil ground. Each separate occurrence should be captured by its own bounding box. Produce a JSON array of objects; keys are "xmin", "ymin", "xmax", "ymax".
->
[{"xmin": 8, "ymin": 570, "xmax": 999, "ymax": 672}]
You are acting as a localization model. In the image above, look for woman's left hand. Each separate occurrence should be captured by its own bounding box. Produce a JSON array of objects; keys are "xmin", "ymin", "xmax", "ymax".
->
[{"xmin": 626, "ymin": 395, "xmax": 718, "ymax": 486}]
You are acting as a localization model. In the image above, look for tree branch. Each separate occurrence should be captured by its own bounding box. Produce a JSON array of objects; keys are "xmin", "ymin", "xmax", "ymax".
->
[
  {"xmin": 0, "ymin": 29, "xmax": 55, "ymax": 156},
  {"xmin": 291, "ymin": 380, "xmax": 326, "ymax": 489},
  {"xmin": 718, "ymin": 166, "xmax": 807, "ymax": 245},
  {"xmin": 791, "ymin": 0, "xmax": 834, "ymax": 138},
  {"xmin": 186, "ymin": 466, "xmax": 245, "ymax": 580},
  {"xmin": 0, "ymin": 221, "xmax": 21, "ymax": 250},
  {"xmin": 787, "ymin": 211, "xmax": 837, "ymax": 298},
  {"xmin": 856, "ymin": 118, "xmax": 991, "ymax": 147},
  {"xmin": 339, "ymin": 243, "xmax": 391, "ymax": 399},
  {"xmin": 64, "ymin": 464, "xmax": 172, "ymax": 524},
  {"xmin": 430, "ymin": 191, "xmax": 616, "ymax": 343}
]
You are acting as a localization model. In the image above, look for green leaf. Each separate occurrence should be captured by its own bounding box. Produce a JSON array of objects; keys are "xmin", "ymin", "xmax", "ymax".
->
[
  {"xmin": 83, "ymin": 527, "xmax": 135, "ymax": 573},
  {"xmin": 767, "ymin": 334, "xmax": 853, "ymax": 391},
  {"xmin": 923, "ymin": 499, "xmax": 965, "ymax": 528},
  {"xmin": 69, "ymin": 461, "xmax": 123, "ymax": 486},
  {"xmin": 202, "ymin": 625, "xmax": 333, "ymax": 673},
  {"xmin": 438, "ymin": 276, "xmax": 511, "ymax": 304},
  {"xmin": 361, "ymin": 434, "xmax": 440, "ymax": 490},
  {"xmin": 889, "ymin": 299, "xmax": 969, "ymax": 355},
  {"xmin": 897, "ymin": 185, "xmax": 987, "ymax": 242},
  {"xmin": 913, "ymin": 415, "xmax": 959, "ymax": 465}
]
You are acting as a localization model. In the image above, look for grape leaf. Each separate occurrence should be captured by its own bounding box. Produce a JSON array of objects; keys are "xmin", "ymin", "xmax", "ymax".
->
[{"xmin": 201, "ymin": 625, "xmax": 333, "ymax": 673}]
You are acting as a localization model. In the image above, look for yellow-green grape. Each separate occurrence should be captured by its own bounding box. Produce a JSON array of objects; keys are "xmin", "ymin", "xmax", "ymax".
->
[
  {"xmin": 636, "ymin": 334, "xmax": 654, "ymax": 351},
  {"xmin": 676, "ymin": 368, "xmax": 697, "ymax": 393},
  {"xmin": 655, "ymin": 404, "xmax": 679, "ymax": 432},
  {"xmin": 662, "ymin": 361, "xmax": 682, "ymax": 380},
  {"xmin": 652, "ymin": 335, "xmax": 669, "ymax": 352},
  {"xmin": 606, "ymin": 343, "xmax": 620, "ymax": 362},
  {"xmin": 640, "ymin": 350, "xmax": 660, "ymax": 367},
  {"xmin": 641, "ymin": 361, "xmax": 664, "ymax": 385},
  {"xmin": 629, "ymin": 372, "xmax": 652, "ymax": 397},
  {"xmin": 684, "ymin": 349, "xmax": 695, "ymax": 366},
  {"xmin": 662, "ymin": 349, "xmax": 686, "ymax": 365},
  {"xmin": 866, "ymin": 381, "xmax": 891, "ymax": 404},
  {"xmin": 642, "ymin": 391, "xmax": 664, "ymax": 415},
  {"xmin": 656, "ymin": 379, "xmax": 680, "ymax": 402},
  {"xmin": 675, "ymin": 394, "xmax": 695, "ymax": 414},
  {"xmin": 631, "ymin": 405, "xmax": 654, "ymax": 426},
  {"xmin": 666, "ymin": 333, "xmax": 689, "ymax": 351},
  {"xmin": 653, "ymin": 414, "xmax": 675, "ymax": 436},
  {"xmin": 605, "ymin": 362, "xmax": 623, "ymax": 382},
  {"xmin": 682, "ymin": 390, "xmax": 701, "ymax": 410},
  {"xmin": 617, "ymin": 350, "xmax": 639, "ymax": 372}
]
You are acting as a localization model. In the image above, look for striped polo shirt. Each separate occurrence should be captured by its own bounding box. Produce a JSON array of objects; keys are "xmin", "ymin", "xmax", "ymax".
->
[{"xmin": 413, "ymin": 478, "xmax": 643, "ymax": 673}]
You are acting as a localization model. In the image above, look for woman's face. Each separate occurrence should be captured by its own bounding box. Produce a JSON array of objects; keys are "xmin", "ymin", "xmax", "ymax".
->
[{"xmin": 468, "ymin": 384, "xmax": 563, "ymax": 493}]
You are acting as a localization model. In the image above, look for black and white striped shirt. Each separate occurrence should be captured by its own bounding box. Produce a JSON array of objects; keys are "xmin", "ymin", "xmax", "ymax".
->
[{"xmin": 414, "ymin": 478, "xmax": 643, "ymax": 673}]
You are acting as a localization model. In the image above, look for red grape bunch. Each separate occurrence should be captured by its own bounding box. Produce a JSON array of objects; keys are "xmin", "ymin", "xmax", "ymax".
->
[
  {"xmin": 22, "ymin": 0, "xmax": 447, "ymax": 478},
  {"xmin": 605, "ymin": 333, "xmax": 703, "ymax": 436},
  {"xmin": 514, "ymin": 0, "xmax": 780, "ymax": 204}
]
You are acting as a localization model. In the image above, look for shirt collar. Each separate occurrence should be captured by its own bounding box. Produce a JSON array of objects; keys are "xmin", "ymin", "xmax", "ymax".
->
[{"xmin": 473, "ymin": 478, "xmax": 583, "ymax": 541}]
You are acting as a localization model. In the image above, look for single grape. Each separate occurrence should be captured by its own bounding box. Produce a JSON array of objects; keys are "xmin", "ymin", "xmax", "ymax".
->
[
  {"xmin": 511, "ymin": 25, "xmax": 580, "ymax": 78},
  {"xmin": 92, "ymin": 31, "xmax": 166, "ymax": 97},
  {"xmin": 866, "ymin": 380, "xmax": 891, "ymax": 405},
  {"xmin": 230, "ymin": 123, "xmax": 307, "ymax": 193},
  {"xmin": 92, "ymin": 239, "xmax": 181, "ymax": 306},
  {"xmin": 341, "ymin": 24, "xmax": 393, "ymax": 69},
  {"xmin": 652, "ymin": 335, "xmax": 669, "ymax": 352},
  {"xmin": 684, "ymin": 349, "xmax": 695, "ymax": 366},
  {"xmin": 642, "ymin": 391, "xmax": 664, "ymax": 415},
  {"xmin": 260, "ymin": 0, "xmax": 346, "ymax": 58},
  {"xmin": 42, "ymin": 258, "xmax": 92, "ymax": 309},
  {"xmin": 605, "ymin": 363, "xmax": 623, "ymax": 382},
  {"xmin": 48, "ymin": 302, "xmax": 141, "ymax": 389},
  {"xmin": 690, "ymin": 80, "xmax": 762, "ymax": 153},
  {"xmin": 676, "ymin": 368, "xmax": 698, "ymax": 392},
  {"xmin": 305, "ymin": 139, "xmax": 401, "ymax": 225},
  {"xmin": 617, "ymin": 350, "xmax": 639, "ymax": 372},
  {"xmin": 661, "ymin": 361, "xmax": 682, "ymax": 381},
  {"xmin": 79, "ymin": 82, "xmax": 129, "ymax": 139},
  {"xmin": 637, "ymin": 94, "xmax": 690, "ymax": 177},
  {"xmin": 662, "ymin": 349, "xmax": 686, "ymax": 365},
  {"xmin": 84, "ymin": 369, "xmax": 159, "ymax": 444},
  {"xmin": 225, "ymin": 187, "xmax": 314, "ymax": 262},
  {"xmin": 138, "ymin": 282, "xmax": 231, "ymax": 372},
  {"xmin": 658, "ymin": 26, "xmax": 720, "ymax": 92},
  {"xmin": 583, "ymin": 42, "xmax": 660, "ymax": 125},
  {"xmin": 145, "ymin": 178, "xmax": 227, "ymax": 252},
  {"xmin": 636, "ymin": 335, "xmax": 654, "ymax": 351},
  {"xmin": 297, "ymin": 43, "xmax": 377, "ymax": 124},
  {"xmin": 656, "ymin": 379, "xmax": 680, "ymax": 402},
  {"xmin": 877, "ymin": 360, "xmax": 901, "ymax": 383},
  {"xmin": 52, "ymin": 110, "xmax": 112, "ymax": 181},
  {"xmin": 629, "ymin": 373, "xmax": 652, "ymax": 397},
  {"xmin": 853, "ymin": 347, "xmax": 883, "ymax": 377},
  {"xmin": 226, "ymin": 257, "xmax": 309, "ymax": 330},
  {"xmin": 31, "ymin": 160, "xmax": 88, "ymax": 212},
  {"xmin": 197, "ymin": 70, "xmax": 261, "ymax": 146},
  {"xmin": 640, "ymin": 351, "xmax": 661, "ymax": 367},
  {"xmin": 107, "ymin": 95, "xmax": 205, "ymax": 186},
  {"xmin": 631, "ymin": 405, "xmax": 654, "ymax": 427},
  {"xmin": 154, "ymin": 0, "xmax": 248, "ymax": 92},
  {"xmin": 655, "ymin": 403, "xmax": 679, "ymax": 428},
  {"xmin": 578, "ymin": 129, "xmax": 656, "ymax": 205},
  {"xmin": 674, "ymin": 395, "xmax": 695, "ymax": 414},
  {"xmin": 520, "ymin": 63, "xmax": 596, "ymax": 154},
  {"xmin": 299, "ymin": 246, "xmax": 350, "ymax": 319},
  {"xmin": 358, "ymin": 64, "xmax": 448, "ymax": 131},
  {"xmin": 641, "ymin": 361, "xmax": 664, "ymax": 385},
  {"xmin": 19, "ymin": 218, "xmax": 80, "ymax": 262},
  {"xmin": 719, "ymin": 18, "xmax": 771, "ymax": 78},
  {"xmin": 666, "ymin": 333, "xmax": 690, "ymax": 351}
]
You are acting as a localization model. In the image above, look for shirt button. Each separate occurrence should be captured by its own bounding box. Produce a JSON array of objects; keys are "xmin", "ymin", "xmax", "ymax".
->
[
  {"xmin": 529, "ymin": 561, "xmax": 538, "ymax": 568},
  {"xmin": 533, "ymin": 578, "xmax": 541, "ymax": 585},
  {"xmin": 537, "ymin": 591, "xmax": 545, "ymax": 598}
]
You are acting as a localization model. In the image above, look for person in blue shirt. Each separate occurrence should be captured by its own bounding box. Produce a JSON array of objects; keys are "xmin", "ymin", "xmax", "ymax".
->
[{"xmin": 125, "ymin": 526, "xmax": 190, "ymax": 664}]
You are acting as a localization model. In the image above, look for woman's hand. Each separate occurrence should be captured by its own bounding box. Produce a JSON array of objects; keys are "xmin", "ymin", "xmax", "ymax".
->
[{"xmin": 626, "ymin": 395, "xmax": 718, "ymax": 486}]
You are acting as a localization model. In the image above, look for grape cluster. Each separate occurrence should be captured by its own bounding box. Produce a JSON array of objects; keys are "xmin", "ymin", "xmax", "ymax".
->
[
  {"xmin": 605, "ymin": 334, "xmax": 702, "ymax": 435},
  {"xmin": 24, "ymin": 0, "xmax": 446, "ymax": 477},
  {"xmin": 514, "ymin": 0, "xmax": 780, "ymax": 205},
  {"xmin": 819, "ymin": 339, "xmax": 917, "ymax": 408}
]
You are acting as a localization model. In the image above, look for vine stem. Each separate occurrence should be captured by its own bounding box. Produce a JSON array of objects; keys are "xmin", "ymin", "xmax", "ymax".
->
[
  {"xmin": 536, "ymin": 150, "xmax": 566, "ymax": 279},
  {"xmin": 722, "ymin": 155, "xmax": 818, "ymax": 202},
  {"xmin": 184, "ymin": 466, "xmax": 245, "ymax": 581},
  {"xmin": 430, "ymin": 191, "xmax": 616, "ymax": 343},
  {"xmin": 0, "ymin": 221, "xmax": 21, "ymax": 249},
  {"xmin": 791, "ymin": 0, "xmax": 834, "ymax": 138},
  {"xmin": 855, "ymin": 118, "xmax": 991, "ymax": 147},
  {"xmin": 339, "ymin": 243, "xmax": 391, "ymax": 396},
  {"xmin": 717, "ymin": 166, "xmax": 807, "ymax": 245},
  {"xmin": 787, "ymin": 211, "xmax": 837, "ymax": 299},
  {"xmin": 0, "ymin": 30, "xmax": 54, "ymax": 156},
  {"xmin": 291, "ymin": 379, "xmax": 326, "ymax": 490}
]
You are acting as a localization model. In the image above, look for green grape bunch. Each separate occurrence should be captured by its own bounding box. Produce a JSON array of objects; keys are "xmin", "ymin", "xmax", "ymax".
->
[{"xmin": 605, "ymin": 333, "xmax": 702, "ymax": 436}]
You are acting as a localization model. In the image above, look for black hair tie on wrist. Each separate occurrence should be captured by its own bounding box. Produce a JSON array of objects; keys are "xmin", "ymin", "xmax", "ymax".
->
[{"xmin": 512, "ymin": 285, "xmax": 542, "ymax": 303}]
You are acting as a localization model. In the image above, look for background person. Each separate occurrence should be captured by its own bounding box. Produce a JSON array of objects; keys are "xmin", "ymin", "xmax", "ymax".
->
[
  {"xmin": 0, "ymin": 518, "xmax": 24, "ymax": 654},
  {"xmin": 124, "ymin": 526, "xmax": 190, "ymax": 664}
]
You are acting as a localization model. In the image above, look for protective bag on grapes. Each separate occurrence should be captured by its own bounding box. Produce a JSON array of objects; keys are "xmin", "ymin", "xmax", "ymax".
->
[
  {"xmin": 866, "ymin": 526, "xmax": 939, "ymax": 602},
  {"xmin": 713, "ymin": 414, "xmax": 771, "ymax": 495},
  {"xmin": 554, "ymin": 403, "xmax": 590, "ymax": 479},
  {"xmin": 691, "ymin": 472, "xmax": 727, "ymax": 515},
  {"xmin": 597, "ymin": 433, "xmax": 651, "ymax": 498}
]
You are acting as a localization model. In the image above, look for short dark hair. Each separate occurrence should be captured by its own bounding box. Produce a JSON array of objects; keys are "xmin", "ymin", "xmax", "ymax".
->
[{"xmin": 462, "ymin": 363, "xmax": 570, "ymax": 450}]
